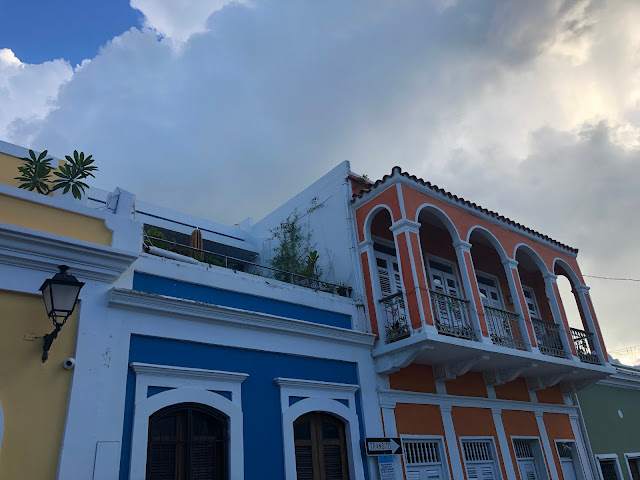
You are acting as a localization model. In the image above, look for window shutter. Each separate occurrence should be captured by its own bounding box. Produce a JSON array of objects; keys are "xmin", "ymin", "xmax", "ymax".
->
[
  {"xmin": 323, "ymin": 444, "xmax": 344, "ymax": 480},
  {"xmin": 147, "ymin": 443, "xmax": 176, "ymax": 480},
  {"xmin": 295, "ymin": 445, "xmax": 314, "ymax": 480}
]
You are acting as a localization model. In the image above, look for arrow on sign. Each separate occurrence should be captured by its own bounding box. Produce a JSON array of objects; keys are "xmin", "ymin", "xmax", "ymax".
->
[{"xmin": 365, "ymin": 437, "xmax": 403, "ymax": 455}]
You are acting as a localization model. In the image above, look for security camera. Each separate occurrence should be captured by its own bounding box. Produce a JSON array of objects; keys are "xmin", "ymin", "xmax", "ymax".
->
[{"xmin": 63, "ymin": 358, "xmax": 76, "ymax": 370}]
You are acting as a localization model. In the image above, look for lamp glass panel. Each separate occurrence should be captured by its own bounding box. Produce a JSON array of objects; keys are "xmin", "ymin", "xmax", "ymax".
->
[
  {"xmin": 51, "ymin": 283, "xmax": 81, "ymax": 314},
  {"xmin": 42, "ymin": 283, "xmax": 53, "ymax": 315}
]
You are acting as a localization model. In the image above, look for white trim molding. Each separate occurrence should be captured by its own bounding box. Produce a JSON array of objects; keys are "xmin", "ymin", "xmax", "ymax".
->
[
  {"xmin": 109, "ymin": 288, "xmax": 376, "ymax": 347},
  {"xmin": 595, "ymin": 454, "xmax": 625, "ymax": 480},
  {"xmin": 128, "ymin": 363, "xmax": 247, "ymax": 479},
  {"xmin": 0, "ymin": 223, "xmax": 138, "ymax": 282},
  {"xmin": 276, "ymin": 378, "xmax": 364, "ymax": 480}
]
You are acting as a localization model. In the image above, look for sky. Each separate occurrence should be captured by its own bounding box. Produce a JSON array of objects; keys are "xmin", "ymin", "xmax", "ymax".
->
[{"xmin": 1, "ymin": 0, "xmax": 639, "ymax": 362}]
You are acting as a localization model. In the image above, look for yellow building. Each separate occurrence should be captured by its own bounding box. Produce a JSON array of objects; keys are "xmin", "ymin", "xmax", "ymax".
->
[{"xmin": 0, "ymin": 140, "xmax": 138, "ymax": 478}]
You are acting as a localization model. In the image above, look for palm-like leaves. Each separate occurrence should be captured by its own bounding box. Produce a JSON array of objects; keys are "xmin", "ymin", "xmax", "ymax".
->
[
  {"xmin": 52, "ymin": 150, "xmax": 98, "ymax": 199},
  {"xmin": 15, "ymin": 149, "xmax": 53, "ymax": 194},
  {"xmin": 15, "ymin": 149, "xmax": 98, "ymax": 199}
]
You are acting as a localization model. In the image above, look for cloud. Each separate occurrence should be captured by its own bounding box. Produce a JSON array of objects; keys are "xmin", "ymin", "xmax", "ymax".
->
[
  {"xmin": 0, "ymin": 48, "xmax": 73, "ymax": 141},
  {"xmin": 130, "ymin": 0, "xmax": 246, "ymax": 44},
  {"xmin": 2, "ymin": 0, "xmax": 640, "ymax": 352}
]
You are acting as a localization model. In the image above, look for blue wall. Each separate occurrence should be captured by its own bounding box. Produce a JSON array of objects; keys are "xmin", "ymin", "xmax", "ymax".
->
[
  {"xmin": 133, "ymin": 272, "xmax": 352, "ymax": 329},
  {"xmin": 120, "ymin": 335, "xmax": 370, "ymax": 479}
]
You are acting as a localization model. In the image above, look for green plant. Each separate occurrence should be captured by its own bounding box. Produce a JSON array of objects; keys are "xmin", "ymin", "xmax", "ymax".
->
[
  {"xmin": 269, "ymin": 199, "xmax": 324, "ymax": 285},
  {"xmin": 145, "ymin": 227, "xmax": 173, "ymax": 250},
  {"xmin": 15, "ymin": 149, "xmax": 98, "ymax": 199}
]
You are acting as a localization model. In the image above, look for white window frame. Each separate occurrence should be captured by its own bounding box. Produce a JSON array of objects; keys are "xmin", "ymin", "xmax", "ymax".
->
[
  {"xmin": 425, "ymin": 254, "xmax": 464, "ymax": 297},
  {"xmin": 402, "ymin": 434, "xmax": 451, "ymax": 479},
  {"xmin": 624, "ymin": 453, "xmax": 640, "ymax": 480},
  {"xmin": 595, "ymin": 454, "xmax": 624, "ymax": 480},
  {"xmin": 476, "ymin": 270, "xmax": 506, "ymax": 310},
  {"xmin": 459, "ymin": 436, "xmax": 503, "ymax": 480},
  {"xmin": 511, "ymin": 436, "xmax": 550, "ymax": 480},
  {"xmin": 275, "ymin": 377, "xmax": 364, "ymax": 480},
  {"xmin": 521, "ymin": 285, "xmax": 542, "ymax": 320},
  {"xmin": 128, "ymin": 362, "xmax": 248, "ymax": 479},
  {"xmin": 554, "ymin": 439, "xmax": 586, "ymax": 480}
]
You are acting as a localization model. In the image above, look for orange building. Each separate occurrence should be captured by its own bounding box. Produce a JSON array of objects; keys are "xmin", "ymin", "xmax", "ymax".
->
[{"xmin": 351, "ymin": 167, "xmax": 613, "ymax": 480}]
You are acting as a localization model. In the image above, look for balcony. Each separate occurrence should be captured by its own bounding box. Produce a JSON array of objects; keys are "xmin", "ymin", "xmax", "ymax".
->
[
  {"xmin": 570, "ymin": 328, "xmax": 600, "ymax": 364},
  {"xmin": 484, "ymin": 306, "xmax": 525, "ymax": 350},
  {"xmin": 430, "ymin": 290, "xmax": 476, "ymax": 341},
  {"xmin": 379, "ymin": 292, "xmax": 411, "ymax": 343},
  {"xmin": 531, "ymin": 319, "xmax": 566, "ymax": 358}
]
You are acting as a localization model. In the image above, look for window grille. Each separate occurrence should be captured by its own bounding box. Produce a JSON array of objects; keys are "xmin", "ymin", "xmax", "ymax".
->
[
  {"xmin": 404, "ymin": 440, "xmax": 441, "ymax": 465},
  {"xmin": 557, "ymin": 442, "xmax": 573, "ymax": 459},
  {"xmin": 514, "ymin": 440, "xmax": 534, "ymax": 459},
  {"xmin": 462, "ymin": 440, "xmax": 494, "ymax": 462},
  {"xmin": 599, "ymin": 459, "xmax": 620, "ymax": 480}
]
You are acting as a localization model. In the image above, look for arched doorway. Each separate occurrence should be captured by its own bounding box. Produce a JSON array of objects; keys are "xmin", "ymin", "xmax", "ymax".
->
[
  {"xmin": 146, "ymin": 402, "xmax": 228, "ymax": 479},
  {"xmin": 294, "ymin": 412, "xmax": 350, "ymax": 480}
]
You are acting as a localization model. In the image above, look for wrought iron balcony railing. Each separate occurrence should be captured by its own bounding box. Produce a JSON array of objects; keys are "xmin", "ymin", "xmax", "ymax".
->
[
  {"xmin": 531, "ymin": 319, "xmax": 566, "ymax": 358},
  {"xmin": 484, "ymin": 306, "xmax": 525, "ymax": 350},
  {"xmin": 570, "ymin": 327, "xmax": 600, "ymax": 364},
  {"xmin": 379, "ymin": 291, "xmax": 411, "ymax": 343},
  {"xmin": 429, "ymin": 290, "xmax": 476, "ymax": 341}
]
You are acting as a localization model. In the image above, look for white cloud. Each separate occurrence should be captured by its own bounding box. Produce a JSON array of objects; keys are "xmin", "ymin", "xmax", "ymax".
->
[
  {"xmin": 3, "ymin": 0, "xmax": 640, "ymax": 352},
  {"xmin": 0, "ymin": 48, "xmax": 73, "ymax": 142},
  {"xmin": 130, "ymin": 0, "xmax": 246, "ymax": 44}
]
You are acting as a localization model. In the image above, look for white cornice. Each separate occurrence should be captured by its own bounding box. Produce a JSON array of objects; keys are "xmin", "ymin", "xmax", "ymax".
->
[
  {"xmin": 377, "ymin": 388, "xmax": 578, "ymax": 415},
  {"xmin": 109, "ymin": 288, "xmax": 376, "ymax": 347},
  {"xmin": 390, "ymin": 219, "xmax": 421, "ymax": 234},
  {"xmin": 597, "ymin": 368, "xmax": 640, "ymax": 390},
  {"xmin": 0, "ymin": 223, "xmax": 138, "ymax": 282},
  {"xmin": 353, "ymin": 175, "xmax": 578, "ymax": 258},
  {"xmin": 130, "ymin": 362, "xmax": 248, "ymax": 383},
  {"xmin": 275, "ymin": 378, "xmax": 359, "ymax": 394}
]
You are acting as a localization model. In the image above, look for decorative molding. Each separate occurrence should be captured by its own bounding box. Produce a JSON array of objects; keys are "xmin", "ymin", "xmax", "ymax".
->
[
  {"xmin": 358, "ymin": 240, "xmax": 374, "ymax": 252},
  {"xmin": 434, "ymin": 354, "xmax": 489, "ymax": 381},
  {"xmin": 0, "ymin": 223, "xmax": 138, "ymax": 282},
  {"xmin": 574, "ymin": 285, "xmax": 590, "ymax": 294},
  {"xmin": 374, "ymin": 343, "xmax": 434, "ymax": 374},
  {"xmin": 526, "ymin": 371, "xmax": 578, "ymax": 391},
  {"xmin": 130, "ymin": 363, "xmax": 248, "ymax": 384},
  {"xmin": 484, "ymin": 363, "xmax": 537, "ymax": 387},
  {"xmin": 452, "ymin": 240, "xmax": 472, "ymax": 253},
  {"xmin": 274, "ymin": 378, "xmax": 359, "ymax": 394},
  {"xmin": 502, "ymin": 258, "xmax": 519, "ymax": 269},
  {"xmin": 542, "ymin": 272, "xmax": 558, "ymax": 282},
  {"xmin": 109, "ymin": 288, "xmax": 376, "ymax": 347},
  {"xmin": 389, "ymin": 218, "xmax": 421, "ymax": 235}
]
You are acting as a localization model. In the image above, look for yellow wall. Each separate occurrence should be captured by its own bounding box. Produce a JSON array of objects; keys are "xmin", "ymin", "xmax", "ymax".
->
[
  {"xmin": 0, "ymin": 290, "xmax": 79, "ymax": 479},
  {"xmin": 0, "ymin": 152, "xmax": 23, "ymax": 189},
  {"xmin": 0, "ymin": 193, "xmax": 112, "ymax": 246}
]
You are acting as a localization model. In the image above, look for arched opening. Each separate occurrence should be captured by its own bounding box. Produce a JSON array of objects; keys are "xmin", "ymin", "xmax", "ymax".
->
[
  {"xmin": 294, "ymin": 412, "xmax": 350, "ymax": 480},
  {"xmin": 146, "ymin": 402, "xmax": 228, "ymax": 479},
  {"xmin": 555, "ymin": 262, "xmax": 599, "ymax": 364},
  {"xmin": 368, "ymin": 208, "xmax": 409, "ymax": 342},
  {"xmin": 469, "ymin": 229, "xmax": 524, "ymax": 349},
  {"xmin": 515, "ymin": 246, "xmax": 565, "ymax": 358},
  {"xmin": 418, "ymin": 207, "xmax": 474, "ymax": 340}
]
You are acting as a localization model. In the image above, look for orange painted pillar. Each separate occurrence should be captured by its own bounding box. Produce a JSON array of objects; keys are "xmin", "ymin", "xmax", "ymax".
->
[
  {"xmin": 358, "ymin": 240, "xmax": 380, "ymax": 338},
  {"xmin": 574, "ymin": 284, "xmax": 608, "ymax": 365},
  {"xmin": 390, "ymin": 219, "xmax": 431, "ymax": 331},
  {"xmin": 503, "ymin": 258, "xmax": 539, "ymax": 351}
]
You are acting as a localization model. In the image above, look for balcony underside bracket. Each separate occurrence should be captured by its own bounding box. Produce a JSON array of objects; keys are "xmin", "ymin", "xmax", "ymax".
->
[
  {"xmin": 375, "ymin": 344, "xmax": 434, "ymax": 374},
  {"xmin": 526, "ymin": 370, "xmax": 579, "ymax": 391},
  {"xmin": 434, "ymin": 354, "xmax": 490, "ymax": 381},
  {"xmin": 484, "ymin": 363, "xmax": 538, "ymax": 387},
  {"xmin": 560, "ymin": 374, "xmax": 608, "ymax": 394}
]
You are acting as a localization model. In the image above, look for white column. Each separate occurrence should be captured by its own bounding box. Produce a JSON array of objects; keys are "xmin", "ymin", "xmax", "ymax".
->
[
  {"xmin": 535, "ymin": 412, "xmax": 560, "ymax": 480},
  {"xmin": 441, "ymin": 406, "xmax": 465, "ymax": 480},
  {"xmin": 569, "ymin": 412, "xmax": 595, "ymax": 480},
  {"xmin": 491, "ymin": 408, "xmax": 517, "ymax": 479},
  {"xmin": 574, "ymin": 285, "xmax": 607, "ymax": 365},
  {"xmin": 379, "ymin": 399, "xmax": 406, "ymax": 480},
  {"xmin": 503, "ymin": 258, "xmax": 539, "ymax": 353},
  {"xmin": 543, "ymin": 273, "xmax": 579, "ymax": 361},
  {"xmin": 452, "ymin": 240, "xmax": 490, "ymax": 344}
]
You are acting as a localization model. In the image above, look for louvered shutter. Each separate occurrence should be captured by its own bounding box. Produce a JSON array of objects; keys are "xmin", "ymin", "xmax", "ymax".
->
[
  {"xmin": 406, "ymin": 471, "xmax": 421, "ymax": 480},
  {"xmin": 295, "ymin": 445, "xmax": 314, "ymax": 480},
  {"xmin": 517, "ymin": 459, "xmax": 538, "ymax": 480},
  {"xmin": 324, "ymin": 444, "xmax": 344, "ymax": 480}
]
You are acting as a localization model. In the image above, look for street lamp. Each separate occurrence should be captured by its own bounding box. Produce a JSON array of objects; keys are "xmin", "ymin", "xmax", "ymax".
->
[{"xmin": 39, "ymin": 265, "xmax": 84, "ymax": 362}]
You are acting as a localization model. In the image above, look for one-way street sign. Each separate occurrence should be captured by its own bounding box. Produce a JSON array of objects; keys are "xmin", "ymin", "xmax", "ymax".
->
[{"xmin": 365, "ymin": 437, "xmax": 402, "ymax": 455}]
